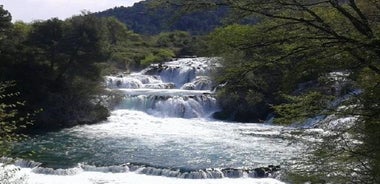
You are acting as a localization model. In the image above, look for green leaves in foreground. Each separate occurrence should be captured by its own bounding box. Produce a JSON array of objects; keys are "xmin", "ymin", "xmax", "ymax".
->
[
  {"xmin": 273, "ymin": 92, "xmax": 333, "ymax": 125},
  {"xmin": 0, "ymin": 81, "xmax": 34, "ymax": 156}
]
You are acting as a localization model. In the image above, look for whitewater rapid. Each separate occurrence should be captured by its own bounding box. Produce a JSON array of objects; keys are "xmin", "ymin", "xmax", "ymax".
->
[
  {"xmin": 9, "ymin": 113, "xmax": 291, "ymax": 184},
  {"xmin": 7, "ymin": 58, "xmax": 310, "ymax": 184},
  {"xmin": 11, "ymin": 166, "xmax": 285, "ymax": 184}
]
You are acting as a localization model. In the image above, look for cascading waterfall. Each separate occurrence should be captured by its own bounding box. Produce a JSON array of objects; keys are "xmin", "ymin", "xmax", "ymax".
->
[
  {"xmin": 105, "ymin": 57, "xmax": 220, "ymax": 118},
  {"xmin": 6, "ymin": 57, "xmax": 316, "ymax": 184}
]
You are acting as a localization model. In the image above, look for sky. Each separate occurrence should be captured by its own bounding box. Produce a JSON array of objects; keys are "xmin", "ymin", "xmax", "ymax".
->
[{"xmin": 1, "ymin": 0, "xmax": 143, "ymax": 22}]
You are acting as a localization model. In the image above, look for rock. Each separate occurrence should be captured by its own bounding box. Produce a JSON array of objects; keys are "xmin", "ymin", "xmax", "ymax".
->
[
  {"xmin": 254, "ymin": 168, "xmax": 267, "ymax": 178},
  {"xmin": 212, "ymin": 111, "xmax": 230, "ymax": 120}
]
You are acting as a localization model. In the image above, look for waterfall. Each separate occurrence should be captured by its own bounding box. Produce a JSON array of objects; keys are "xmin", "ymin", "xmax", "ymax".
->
[
  {"xmin": 105, "ymin": 57, "xmax": 220, "ymax": 118},
  {"xmin": 6, "ymin": 57, "xmax": 309, "ymax": 184}
]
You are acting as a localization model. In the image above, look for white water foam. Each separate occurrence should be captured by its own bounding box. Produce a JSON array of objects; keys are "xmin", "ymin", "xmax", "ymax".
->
[
  {"xmin": 61, "ymin": 109, "xmax": 301, "ymax": 169},
  {"xmin": 18, "ymin": 167, "xmax": 285, "ymax": 184}
]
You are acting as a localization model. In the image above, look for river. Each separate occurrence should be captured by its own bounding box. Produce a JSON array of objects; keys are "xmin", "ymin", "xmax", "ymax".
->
[{"xmin": 8, "ymin": 57, "xmax": 317, "ymax": 184}]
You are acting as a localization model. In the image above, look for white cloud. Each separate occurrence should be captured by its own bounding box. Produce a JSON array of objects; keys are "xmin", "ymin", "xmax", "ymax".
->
[{"xmin": 2, "ymin": 0, "xmax": 143, "ymax": 22}]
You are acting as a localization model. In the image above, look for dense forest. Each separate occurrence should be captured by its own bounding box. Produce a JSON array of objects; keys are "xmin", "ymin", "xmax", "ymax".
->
[
  {"xmin": 95, "ymin": 0, "xmax": 257, "ymax": 35},
  {"xmin": 1, "ymin": 0, "xmax": 380, "ymax": 183}
]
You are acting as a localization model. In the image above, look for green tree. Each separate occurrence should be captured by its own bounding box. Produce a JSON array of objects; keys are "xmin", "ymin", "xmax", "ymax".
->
[
  {"xmin": 161, "ymin": 0, "xmax": 380, "ymax": 182},
  {"xmin": 0, "ymin": 5, "xmax": 11, "ymax": 39},
  {"xmin": 0, "ymin": 12, "xmax": 115, "ymax": 129},
  {"xmin": 0, "ymin": 5, "xmax": 15, "ymax": 66},
  {"xmin": 155, "ymin": 31, "xmax": 207, "ymax": 56},
  {"xmin": 209, "ymin": 24, "xmax": 292, "ymax": 121},
  {"xmin": 27, "ymin": 14, "xmax": 110, "ymax": 128},
  {"xmin": 141, "ymin": 48, "xmax": 175, "ymax": 66},
  {"xmin": 100, "ymin": 17, "xmax": 155, "ymax": 72}
]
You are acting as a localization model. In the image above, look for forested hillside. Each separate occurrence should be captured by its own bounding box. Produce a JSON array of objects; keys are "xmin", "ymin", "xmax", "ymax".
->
[{"xmin": 95, "ymin": 0, "xmax": 231, "ymax": 35}]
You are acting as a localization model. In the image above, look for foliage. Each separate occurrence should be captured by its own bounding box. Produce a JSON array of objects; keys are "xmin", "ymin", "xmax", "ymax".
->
[
  {"xmin": 274, "ymin": 92, "xmax": 333, "ymax": 125},
  {"xmin": 141, "ymin": 49, "xmax": 175, "ymax": 66},
  {"xmin": 354, "ymin": 68, "xmax": 380, "ymax": 183},
  {"xmin": 0, "ymin": 5, "xmax": 12, "ymax": 38},
  {"xmin": 101, "ymin": 17, "xmax": 152, "ymax": 72},
  {"xmin": 24, "ymin": 15, "xmax": 109, "ymax": 129},
  {"xmin": 0, "ymin": 7, "xmax": 34, "ymax": 155},
  {"xmin": 161, "ymin": 0, "xmax": 380, "ymax": 182},
  {"xmin": 0, "ymin": 81, "xmax": 34, "ymax": 156},
  {"xmin": 95, "ymin": 0, "xmax": 230, "ymax": 35},
  {"xmin": 0, "ymin": 9, "xmax": 125, "ymax": 129},
  {"xmin": 209, "ymin": 24, "xmax": 288, "ymax": 121},
  {"xmin": 156, "ymin": 31, "xmax": 192, "ymax": 55}
]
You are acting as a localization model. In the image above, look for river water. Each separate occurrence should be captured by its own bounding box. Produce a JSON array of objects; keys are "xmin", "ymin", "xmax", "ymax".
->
[{"xmin": 8, "ymin": 58, "xmax": 315, "ymax": 184}]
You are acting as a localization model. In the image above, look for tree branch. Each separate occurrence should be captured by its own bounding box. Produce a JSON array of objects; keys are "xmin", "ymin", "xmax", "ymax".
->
[{"xmin": 329, "ymin": 0, "xmax": 374, "ymax": 38}]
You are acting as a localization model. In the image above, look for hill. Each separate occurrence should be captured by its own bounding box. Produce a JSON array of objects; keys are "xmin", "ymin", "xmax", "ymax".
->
[{"xmin": 95, "ymin": 0, "xmax": 230, "ymax": 35}]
